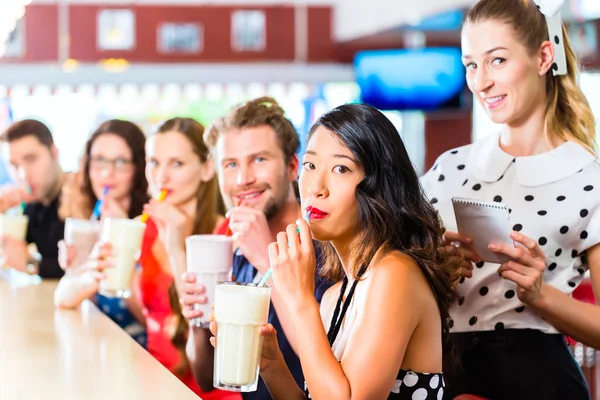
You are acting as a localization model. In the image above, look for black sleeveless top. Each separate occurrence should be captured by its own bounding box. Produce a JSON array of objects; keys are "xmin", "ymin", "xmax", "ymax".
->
[{"xmin": 304, "ymin": 266, "xmax": 445, "ymax": 399}]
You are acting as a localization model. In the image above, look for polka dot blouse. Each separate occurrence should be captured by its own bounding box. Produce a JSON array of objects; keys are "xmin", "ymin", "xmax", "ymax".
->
[{"xmin": 421, "ymin": 132, "xmax": 600, "ymax": 333}]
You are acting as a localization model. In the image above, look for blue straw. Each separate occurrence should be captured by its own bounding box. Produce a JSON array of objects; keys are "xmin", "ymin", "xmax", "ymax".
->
[{"xmin": 91, "ymin": 186, "xmax": 109, "ymax": 220}]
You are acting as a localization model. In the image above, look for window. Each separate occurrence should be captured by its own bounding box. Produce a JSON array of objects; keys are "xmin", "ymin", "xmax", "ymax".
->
[
  {"xmin": 97, "ymin": 9, "xmax": 136, "ymax": 51},
  {"xmin": 3, "ymin": 18, "xmax": 25, "ymax": 58},
  {"xmin": 231, "ymin": 10, "xmax": 266, "ymax": 52},
  {"xmin": 158, "ymin": 23, "xmax": 203, "ymax": 54}
]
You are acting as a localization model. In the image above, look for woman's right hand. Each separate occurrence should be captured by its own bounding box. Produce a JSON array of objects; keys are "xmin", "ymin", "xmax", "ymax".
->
[
  {"xmin": 209, "ymin": 313, "xmax": 284, "ymax": 373},
  {"xmin": 142, "ymin": 200, "xmax": 187, "ymax": 251},
  {"xmin": 442, "ymin": 230, "xmax": 482, "ymax": 280}
]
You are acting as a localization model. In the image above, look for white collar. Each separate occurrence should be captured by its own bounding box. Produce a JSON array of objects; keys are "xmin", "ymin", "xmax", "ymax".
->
[{"xmin": 468, "ymin": 132, "xmax": 597, "ymax": 187}]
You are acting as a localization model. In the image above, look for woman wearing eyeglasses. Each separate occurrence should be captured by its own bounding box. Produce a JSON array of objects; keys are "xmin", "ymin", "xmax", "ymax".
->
[{"xmin": 54, "ymin": 119, "xmax": 150, "ymax": 346}]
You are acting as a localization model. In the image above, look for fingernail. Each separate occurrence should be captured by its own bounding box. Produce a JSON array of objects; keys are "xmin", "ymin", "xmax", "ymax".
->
[{"xmin": 488, "ymin": 244, "xmax": 496, "ymax": 250}]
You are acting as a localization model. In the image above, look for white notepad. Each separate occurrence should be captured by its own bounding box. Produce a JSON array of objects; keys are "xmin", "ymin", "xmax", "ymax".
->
[{"xmin": 452, "ymin": 197, "xmax": 514, "ymax": 264}]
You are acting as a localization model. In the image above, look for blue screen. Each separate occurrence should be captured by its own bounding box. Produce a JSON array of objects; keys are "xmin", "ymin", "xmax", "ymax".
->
[
  {"xmin": 354, "ymin": 47, "xmax": 466, "ymax": 111},
  {"xmin": 405, "ymin": 10, "xmax": 464, "ymax": 31}
]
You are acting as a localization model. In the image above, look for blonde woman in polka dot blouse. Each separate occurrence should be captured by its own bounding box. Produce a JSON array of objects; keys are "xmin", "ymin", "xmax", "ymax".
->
[{"xmin": 421, "ymin": 1, "xmax": 600, "ymax": 399}]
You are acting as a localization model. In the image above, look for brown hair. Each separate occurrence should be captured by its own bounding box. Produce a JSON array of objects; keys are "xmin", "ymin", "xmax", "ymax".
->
[
  {"xmin": 155, "ymin": 117, "xmax": 226, "ymax": 377},
  {"xmin": 465, "ymin": 0, "xmax": 597, "ymax": 156},
  {"xmin": 310, "ymin": 104, "xmax": 459, "ymax": 343},
  {"xmin": 1, "ymin": 119, "xmax": 54, "ymax": 147},
  {"xmin": 67, "ymin": 120, "xmax": 150, "ymax": 220},
  {"xmin": 205, "ymin": 96, "xmax": 300, "ymax": 163}
]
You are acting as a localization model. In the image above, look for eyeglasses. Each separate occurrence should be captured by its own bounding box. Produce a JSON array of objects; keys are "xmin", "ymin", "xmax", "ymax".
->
[{"xmin": 90, "ymin": 156, "xmax": 134, "ymax": 172}]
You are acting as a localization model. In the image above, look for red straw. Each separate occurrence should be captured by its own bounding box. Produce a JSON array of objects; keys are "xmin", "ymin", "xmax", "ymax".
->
[{"xmin": 225, "ymin": 199, "xmax": 242, "ymax": 237}]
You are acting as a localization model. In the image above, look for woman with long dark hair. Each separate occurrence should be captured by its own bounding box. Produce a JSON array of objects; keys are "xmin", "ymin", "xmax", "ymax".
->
[
  {"xmin": 211, "ymin": 103, "xmax": 460, "ymax": 399},
  {"xmin": 54, "ymin": 119, "xmax": 150, "ymax": 345}
]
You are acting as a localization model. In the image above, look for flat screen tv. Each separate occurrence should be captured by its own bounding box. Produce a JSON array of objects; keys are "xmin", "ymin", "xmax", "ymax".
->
[{"xmin": 354, "ymin": 47, "xmax": 467, "ymax": 111}]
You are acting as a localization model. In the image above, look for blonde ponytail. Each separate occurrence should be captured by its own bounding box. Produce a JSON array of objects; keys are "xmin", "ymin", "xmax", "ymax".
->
[{"xmin": 544, "ymin": 24, "xmax": 597, "ymax": 156}]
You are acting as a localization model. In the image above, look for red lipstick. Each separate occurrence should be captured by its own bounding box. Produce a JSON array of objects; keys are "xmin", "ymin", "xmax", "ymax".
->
[{"xmin": 306, "ymin": 205, "xmax": 329, "ymax": 220}]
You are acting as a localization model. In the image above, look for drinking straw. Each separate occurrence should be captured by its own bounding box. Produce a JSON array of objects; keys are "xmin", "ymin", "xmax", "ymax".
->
[
  {"xmin": 224, "ymin": 200, "xmax": 242, "ymax": 237},
  {"xmin": 90, "ymin": 186, "xmax": 110, "ymax": 221},
  {"xmin": 140, "ymin": 188, "xmax": 169, "ymax": 223},
  {"xmin": 15, "ymin": 185, "xmax": 32, "ymax": 216}
]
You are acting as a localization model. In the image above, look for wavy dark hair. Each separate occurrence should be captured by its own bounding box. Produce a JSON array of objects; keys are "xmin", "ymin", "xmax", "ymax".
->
[
  {"xmin": 82, "ymin": 119, "xmax": 150, "ymax": 219},
  {"xmin": 309, "ymin": 103, "xmax": 460, "ymax": 340},
  {"xmin": 156, "ymin": 117, "xmax": 226, "ymax": 378}
]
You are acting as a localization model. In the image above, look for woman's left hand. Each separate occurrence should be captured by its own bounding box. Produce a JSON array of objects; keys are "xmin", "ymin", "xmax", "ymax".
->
[
  {"xmin": 143, "ymin": 200, "xmax": 188, "ymax": 250},
  {"xmin": 489, "ymin": 231, "xmax": 547, "ymax": 305},
  {"xmin": 267, "ymin": 218, "xmax": 316, "ymax": 311}
]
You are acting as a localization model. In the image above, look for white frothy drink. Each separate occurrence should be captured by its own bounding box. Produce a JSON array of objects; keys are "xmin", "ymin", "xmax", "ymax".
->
[
  {"xmin": 0, "ymin": 214, "xmax": 29, "ymax": 271},
  {"xmin": 99, "ymin": 218, "xmax": 145, "ymax": 298},
  {"xmin": 214, "ymin": 282, "xmax": 271, "ymax": 392},
  {"xmin": 64, "ymin": 218, "xmax": 102, "ymax": 269},
  {"xmin": 186, "ymin": 235, "xmax": 233, "ymax": 328},
  {"xmin": 0, "ymin": 214, "xmax": 28, "ymax": 241}
]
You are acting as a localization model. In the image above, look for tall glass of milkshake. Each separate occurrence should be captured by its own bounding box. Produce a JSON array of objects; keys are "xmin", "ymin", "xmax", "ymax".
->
[
  {"xmin": 213, "ymin": 282, "xmax": 271, "ymax": 392},
  {"xmin": 98, "ymin": 218, "xmax": 145, "ymax": 298}
]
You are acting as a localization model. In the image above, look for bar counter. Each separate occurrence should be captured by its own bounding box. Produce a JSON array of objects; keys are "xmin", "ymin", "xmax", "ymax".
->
[{"xmin": 0, "ymin": 279, "xmax": 200, "ymax": 399}]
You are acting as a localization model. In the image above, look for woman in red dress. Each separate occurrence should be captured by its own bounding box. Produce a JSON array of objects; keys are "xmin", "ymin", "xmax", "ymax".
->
[{"xmin": 138, "ymin": 117, "xmax": 239, "ymax": 399}]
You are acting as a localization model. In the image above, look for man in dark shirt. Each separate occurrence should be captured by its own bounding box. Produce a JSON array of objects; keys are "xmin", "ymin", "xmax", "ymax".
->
[
  {"xmin": 0, "ymin": 119, "xmax": 66, "ymax": 278},
  {"xmin": 182, "ymin": 97, "xmax": 332, "ymax": 399}
]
